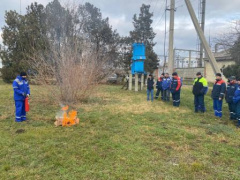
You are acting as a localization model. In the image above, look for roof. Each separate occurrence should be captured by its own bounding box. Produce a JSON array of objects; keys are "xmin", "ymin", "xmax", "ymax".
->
[{"xmin": 204, "ymin": 50, "xmax": 233, "ymax": 62}]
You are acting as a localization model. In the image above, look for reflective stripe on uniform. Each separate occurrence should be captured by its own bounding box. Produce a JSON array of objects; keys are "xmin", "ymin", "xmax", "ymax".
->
[{"xmin": 15, "ymin": 78, "xmax": 23, "ymax": 85}]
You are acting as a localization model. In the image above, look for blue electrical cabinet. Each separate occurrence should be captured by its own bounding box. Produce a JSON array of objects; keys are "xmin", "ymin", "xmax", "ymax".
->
[{"xmin": 131, "ymin": 43, "xmax": 146, "ymax": 74}]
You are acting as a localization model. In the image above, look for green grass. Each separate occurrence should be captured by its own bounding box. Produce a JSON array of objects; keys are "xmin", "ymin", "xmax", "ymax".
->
[{"xmin": 0, "ymin": 79, "xmax": 240, "ymax": 179}]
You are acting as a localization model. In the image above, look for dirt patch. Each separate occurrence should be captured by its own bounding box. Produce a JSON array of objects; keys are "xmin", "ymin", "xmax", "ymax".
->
[{"xmin": 16, "ymin": 129, "xmax": 25, "ymax": 134}]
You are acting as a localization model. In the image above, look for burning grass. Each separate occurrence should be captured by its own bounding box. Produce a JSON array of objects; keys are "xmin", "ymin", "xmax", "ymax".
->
[
  {"xmin": 54, "ymin": 106, "xmax": 80, "ymax": 126},
  {"xmin": 0, "ymin": 80, "xmax": 240, "ymax": 179}
]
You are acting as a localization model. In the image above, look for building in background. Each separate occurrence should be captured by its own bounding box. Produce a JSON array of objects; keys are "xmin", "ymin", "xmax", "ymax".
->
[{"xmin": 204, "ymin": 50, "xmax": 235, "ymax": 82}]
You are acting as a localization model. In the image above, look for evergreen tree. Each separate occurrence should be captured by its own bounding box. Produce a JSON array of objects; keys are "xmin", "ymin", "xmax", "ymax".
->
[
  {"xmin": 78, "ymin": 2, "xmax": 121, "ymax": 66},
  {"xmin": 0, "ymin": 3, "xmax": 48, "ymax": 82}
]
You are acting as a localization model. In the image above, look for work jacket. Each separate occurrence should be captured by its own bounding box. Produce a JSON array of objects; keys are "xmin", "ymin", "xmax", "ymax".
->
[
  {"xmin": 211, "ymin": 79, "xmax": 226, "ymax": 99},
  {"xmin": 170, "ymin": 76, "xmax": 181, "ymax": 93},
  {"xmin": 162, "ymin": 77, "xmax": 171, "ymax": 90},
  {"xmin": 225, "ymin": 82, "xmax": 238, "ymax": 103},
  {"xmin": 13, "ymin": 76, "xmax": 30, "ymax": 101},
  {"xmin": 156, "ymin": 78, "xmax": 163, "ymax": 90},
  {"xmin": 192, "ymin": 76, "xmax": 208, "ymax": 96},
  {"xmin": 233, "ymin": 85, "xmax": 240, "ymax": 104}
]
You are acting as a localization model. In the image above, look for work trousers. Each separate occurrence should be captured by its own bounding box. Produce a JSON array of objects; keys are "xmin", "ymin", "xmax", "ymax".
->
[
  {"xmin": 236, "ymin": 101, "xmax": 240, "ymax": 125},
  {"xmin": 155, "ymin": 88, "xmax": 163, "ymax": 100},
  {"xmin": 228, "ymin": 102, "xmax": 236, "ymax": 120},
  {"xmin": 213, "ymin": 99, "xmax": 223, "ymax": 118},
  {"xmin": 172, "ymin": 90, "xmax": 180, "ymax": 107},
  {"xmin": 194, "ymin": 95, "xmax": 205, "ymax": 112},
  {"xmin": 15, "ymin": 100, "xmax": 26, "ymax": 122}
]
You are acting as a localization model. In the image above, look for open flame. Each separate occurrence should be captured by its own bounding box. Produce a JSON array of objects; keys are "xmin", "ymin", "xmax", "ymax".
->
[{"xmin": 54, "ymin": 105, "xmax": 79, "ymax": 126}]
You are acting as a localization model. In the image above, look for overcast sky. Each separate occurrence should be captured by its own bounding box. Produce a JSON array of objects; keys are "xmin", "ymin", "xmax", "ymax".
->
[{"xmin": 1, "ymin": 0, "xmax": 240, "ymax": 57}]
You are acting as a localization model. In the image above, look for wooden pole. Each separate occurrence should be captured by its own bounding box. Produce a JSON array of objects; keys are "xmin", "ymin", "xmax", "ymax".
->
[
  {"xmin": 129, "ymin": 72, "xmax": 132, "ymax": 91},
  {"xmin": 135, "ymin": 73, "xmax": 138, "ymax": 92},
  {"xmin": 140, "ymin": 74, "xmax": 144, "ymax": 90}
]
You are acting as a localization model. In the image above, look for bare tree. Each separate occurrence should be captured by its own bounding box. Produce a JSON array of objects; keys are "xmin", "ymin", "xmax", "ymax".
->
[
  {"xmin": 27, "ymin": 1, "xmax": 119, "ymax": 104},
  {"xmin": 214, "ymin": 20, "xmax": 240, "ymax": 51}
]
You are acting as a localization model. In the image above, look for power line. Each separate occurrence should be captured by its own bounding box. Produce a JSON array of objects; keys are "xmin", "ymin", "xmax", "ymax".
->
[
  {"xmin": 154, "ymin": 10, "xmax": 166, "ymax": 28},
  {"xmin": 152, "ymin": 0, "xmax": 164, "ymax": 14}
]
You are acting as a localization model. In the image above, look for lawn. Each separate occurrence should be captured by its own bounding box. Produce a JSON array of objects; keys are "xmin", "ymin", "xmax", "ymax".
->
[{"xmin": 0, "ymin": 79, "xmax": 240, "ymax": 179}]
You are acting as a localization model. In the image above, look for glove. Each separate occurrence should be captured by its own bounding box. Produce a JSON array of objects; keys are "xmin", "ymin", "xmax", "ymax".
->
[{"xmin": 22, "ymin": 93, "xmax": 27, "ymax": 97}]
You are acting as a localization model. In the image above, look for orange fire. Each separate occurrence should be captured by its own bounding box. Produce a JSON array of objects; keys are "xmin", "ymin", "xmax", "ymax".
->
[
  {"xmin": 61, "ymin": 105, "xmax": 69, "ymax": 111},
  {"xmin": 54, "ymin": 105, "xmax": 79, "ymax": 127},
  {"xmin": 62, "ymin": 110, "xmax": 77, "ymax": 126}
]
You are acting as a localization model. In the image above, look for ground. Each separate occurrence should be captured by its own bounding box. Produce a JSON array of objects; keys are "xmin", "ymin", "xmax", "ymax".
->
[{"xmin": 0, "ymin": 80, "xmax": 240, "ymax": 179}]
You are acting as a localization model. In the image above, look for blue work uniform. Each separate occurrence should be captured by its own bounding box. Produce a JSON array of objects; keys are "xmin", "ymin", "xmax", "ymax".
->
[
  {"xmin": 12, "ymin": 76, "xmax": 30, "ymax": 122},
  {"xmin": 170, "ymin": 76, "xmax": 182, "ymax": 107},
  {"xmin": 162, "ymin": 77, "xmax": 171, "ymax": 101},
  {"xmin": 211, "ymin": 79, "xmax": 226, "ymax": 118},
  {"xmin": 225, "ymin": 82, "xmax": 238, "ymax": 120},
  {"xmin": 233, "ymin": 85, "xmax": 240, "ymax": 126}
]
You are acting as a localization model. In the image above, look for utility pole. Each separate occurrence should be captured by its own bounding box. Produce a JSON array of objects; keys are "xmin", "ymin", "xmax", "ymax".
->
[
  {"xmin": 184, "ymin": 0, "xmax": 221, "ymax": 75},
  {"xmin": 198, "ymin": 0, "xmax": 206, "ymax": 67},
  {"xmin": 163, "ymin": 0, "xmax": 168, "ymax": 73},
  {"xmin": 167, "ymin": 0, "xmax": 175, "ymax": 75}
]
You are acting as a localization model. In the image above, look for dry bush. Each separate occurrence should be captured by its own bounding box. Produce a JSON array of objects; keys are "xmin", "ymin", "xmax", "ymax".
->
[{"xmin": 29, "ymin": 39, "xmax": 110, "ymax": 104}]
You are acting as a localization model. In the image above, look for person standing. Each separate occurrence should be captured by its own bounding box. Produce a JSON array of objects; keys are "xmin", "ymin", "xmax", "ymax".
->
[
  {"xmin": 155, "ymin": 73, "xmax": 164, "ymax": 100},
  {"xmin": 170, "ymin": 72, "xmax": 182, "ymax": 107},
  {"xmin": 12, "ymin": 72, "xmax": 30, "ymax": 122},
  {"xmin": 162, "ymin": 73, "xmax": 171, "ymax": 101},
  {"xmin": 192, "ymin": 72, "xmax": 208, "ymax": 113},
  {"xmin": 211, "ymin": 73, "xmax": 226, "ymax": 118},
  {"xmin": 225, "ymin": 76, "xmax": 238, "ymax": 120},
  {"xmin": 233, "ymin": 78, "xmax": 240, "ymax": 127},
  {"xmin": 147, "ymin": 74, "xmax": 155, "ymax": 102}
]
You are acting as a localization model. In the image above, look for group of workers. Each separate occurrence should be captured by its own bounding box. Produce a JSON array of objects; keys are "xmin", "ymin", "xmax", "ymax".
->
[
  {"xmin": 12, "ymin": 71, "xmax": 240, "ymax": 127},
  {"xmin": 147, "ymin": 72, "xmax": 240, "ymax": 127},
  {"xmin": 147, "ymin": 72, "xmax": 181, "ymax": 107}
]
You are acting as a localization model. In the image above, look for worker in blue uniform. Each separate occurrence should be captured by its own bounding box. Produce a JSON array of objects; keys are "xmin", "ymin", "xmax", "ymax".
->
[
  {"xmin": 233, "ymin": 78, "xmax": 240, "ymax": 127},
  {"xmin": 170, "ymin": 72, "xmax": 182, "ymax": 107},
  {"xmin": 12, "ymin": 72, "xmax": 30, "ymax": 122},
  {"xmin": 211, "ymin": 73, "xmax": 226, "ymax": 118},
  {"xmin": 162, "ymin": 73, "xmax": 171, "ymax": 101},
  {"xmin": 225, "ymin": 76, "xmax": 238, "ymax": 120}
]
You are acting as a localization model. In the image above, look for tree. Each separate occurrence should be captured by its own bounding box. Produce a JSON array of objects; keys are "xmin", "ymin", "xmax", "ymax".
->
[
  {"xmin": 128, "ymin": 4, "xmax": 158, "ymax": 73},
  {"xmin": 230, "ymin": 35, "xmax": 240, "ymax": 65},
  {"xmin": 78, "ymin": 2, "xmax": 121, "ymax": 68},
  {"xmin": 223, "ymin": 64, "xmax": 240, "ymax": 79},
  {"xmin": 0, "ymin": 2, "xmax": 48, "ymax": 82},
  {"xmin": 214, "ymin": 20, "xmax": 240, "ymax": 78},
  {"xmin": 0, "ymin": 11, "xmax": 26, "ymax": 82}
]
